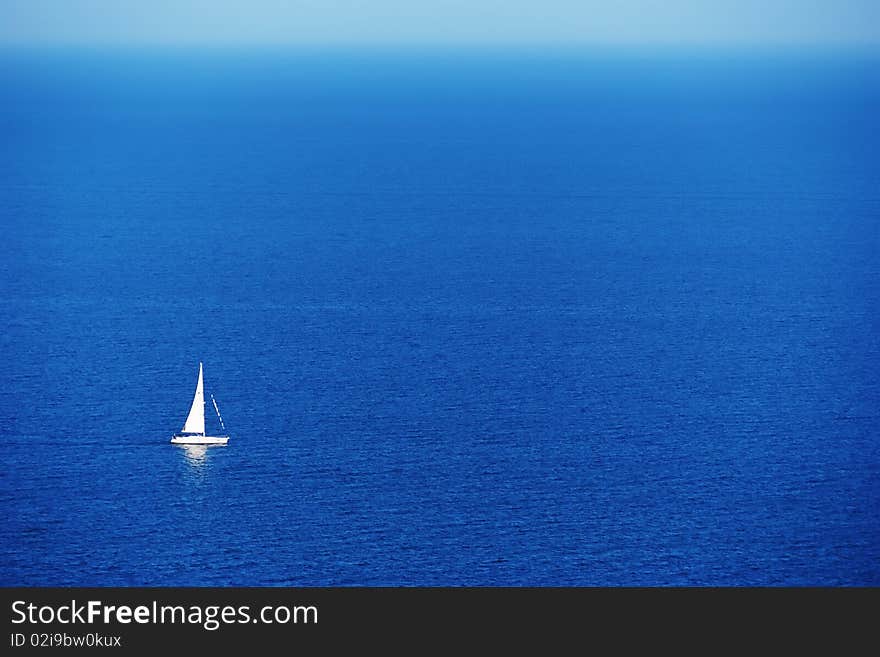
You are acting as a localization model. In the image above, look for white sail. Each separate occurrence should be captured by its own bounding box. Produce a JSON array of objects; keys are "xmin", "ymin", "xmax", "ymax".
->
[{"xmin": 181, "ymin": 362, "xmax": 205, "ymax": 435}]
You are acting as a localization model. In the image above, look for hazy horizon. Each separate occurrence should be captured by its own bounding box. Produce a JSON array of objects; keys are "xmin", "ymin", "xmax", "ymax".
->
[{"xmin": 2, "ymin": 1, "xmax": 879, "ymax": 49}]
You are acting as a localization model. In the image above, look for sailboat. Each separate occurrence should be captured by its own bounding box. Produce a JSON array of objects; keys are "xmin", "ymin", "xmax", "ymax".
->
[{"xmin": 170, "ymin": 362, "xmax": 230, "ymax": 445}]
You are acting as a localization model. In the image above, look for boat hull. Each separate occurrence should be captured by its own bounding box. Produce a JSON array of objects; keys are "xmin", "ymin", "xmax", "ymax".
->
[{"xmin": 170, "ymin": 435, "xmax": 229, "ymax": 445}]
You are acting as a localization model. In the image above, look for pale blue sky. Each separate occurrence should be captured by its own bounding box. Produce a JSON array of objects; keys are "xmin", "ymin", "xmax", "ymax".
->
[{"xmin": 2, "ymin": 0, "xmax": 879, "ymax": 47}]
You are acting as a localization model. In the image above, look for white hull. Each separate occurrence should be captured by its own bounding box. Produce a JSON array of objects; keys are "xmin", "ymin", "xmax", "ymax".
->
[{"xmin": 171, "ymin": 435, "xmax": 229, "ymax": 445}]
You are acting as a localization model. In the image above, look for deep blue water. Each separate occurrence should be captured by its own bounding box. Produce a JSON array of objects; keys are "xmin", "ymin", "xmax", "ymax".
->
[{"xmin": 1, "ymin": 49, "xmax": 878, "ymax": 585}]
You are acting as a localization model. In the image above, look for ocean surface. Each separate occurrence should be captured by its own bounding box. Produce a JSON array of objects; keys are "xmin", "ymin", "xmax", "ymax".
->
[{"xmin": 1, "ymin": 49, "xmax": 878, "ymax": 585}]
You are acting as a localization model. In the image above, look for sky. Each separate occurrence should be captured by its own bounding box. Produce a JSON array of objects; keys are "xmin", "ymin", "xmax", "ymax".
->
[{"xmin": 1, "ymin": 0, "xmax": 879, "ymax": 47}]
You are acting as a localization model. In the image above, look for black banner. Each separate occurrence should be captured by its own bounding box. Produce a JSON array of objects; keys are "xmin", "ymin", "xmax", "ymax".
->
[{"xmin": 1, "ymin": 587, "xmax": 875, "ymax": 651}]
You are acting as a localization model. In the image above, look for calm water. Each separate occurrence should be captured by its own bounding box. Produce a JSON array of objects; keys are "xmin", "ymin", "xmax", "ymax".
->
[{"xmin": 1, "ymin": 49, "xmax": 878, "ymax": 585}]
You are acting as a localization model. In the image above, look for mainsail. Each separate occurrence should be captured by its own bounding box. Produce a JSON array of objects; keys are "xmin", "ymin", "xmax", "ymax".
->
[{"xmin": 181, "ymin": 362, "xmax": 205, "ymax": 435}]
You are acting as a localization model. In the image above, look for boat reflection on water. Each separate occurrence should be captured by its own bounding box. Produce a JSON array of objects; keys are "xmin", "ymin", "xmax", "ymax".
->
[
  {"xmin": 174, "ymin": 443, "xmax": 227, "ymax": 472},
  {"xmin": 179, "ymin": 444, "xmax": 209, "ymax": 467}
]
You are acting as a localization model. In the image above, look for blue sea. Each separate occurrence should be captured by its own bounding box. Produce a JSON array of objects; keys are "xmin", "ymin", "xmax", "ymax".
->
[{"xmin": 1, "ymin": 49, "xmax": 878, "ymax": 585}]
